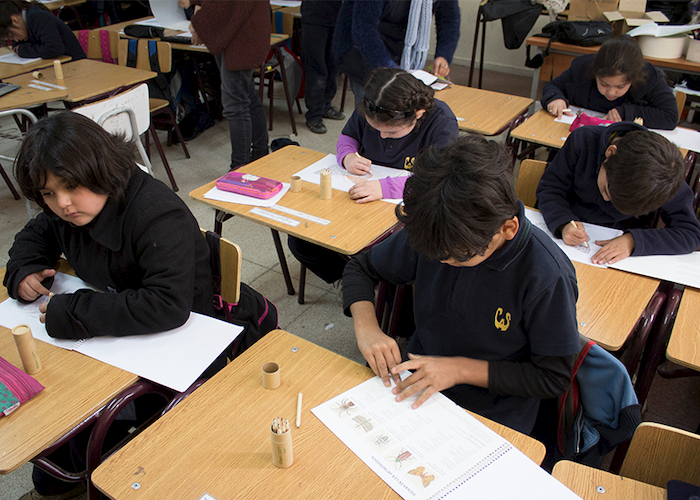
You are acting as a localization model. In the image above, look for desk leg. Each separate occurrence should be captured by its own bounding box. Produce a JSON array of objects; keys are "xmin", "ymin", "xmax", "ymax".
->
[
  {"xmin": 214, "ymin": 210, "xmax": 234, "ymax": 235},
  {"xmin": 271, "ymin": 229, "xmax": 296, "ymax": 295}
]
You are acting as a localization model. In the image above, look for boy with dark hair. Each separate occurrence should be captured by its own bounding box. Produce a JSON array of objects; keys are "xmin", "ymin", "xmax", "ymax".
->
[
  {"xmin": 342, "ymin": 135, "xmax": 581, "ymax": 434},
  {"xmin": 537, "ymin": 122, "xmax": 700, "ymax": 265}
]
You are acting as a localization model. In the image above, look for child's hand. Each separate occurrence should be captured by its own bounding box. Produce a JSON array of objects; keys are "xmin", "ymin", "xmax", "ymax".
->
[
  {"xmin": 391, "ymin": 354, "xmax": 488, "ymax": 409},
  {"xmin": 39, "ymin": 302, "xmax": 48, "ymax": 324},
  {"xmin": 592, "ymin": 233, "xmax": 635, "ymax": 265},
  {"xmin": 178, "ymin": 0, "xmax": 191, "ymax": 7},
  {"xmin": 546, "ymin": 99, "xmax": 571, "ymax": 119},
  {"xmin": 17, "ymin": 268, "xmax": 56, "ymax": 302},
  {"xmin": 356, "ymin": 324, "xmax": 402, "ymax": 388},
  {"xmin": 432, "ymin": 56, "xmax": 450, "ymax": 77},
  {"xmin": 603, "ymin": 108, "xmax": 622, "ymax": 122},
  {"xmin": 349, "ymin": 179, "xmax": 382, "ymax": 203},
  {"xmin": 344, "ymin": 152, "xmax": 372, "ymax": 175},
  {"xmin": 561, "ymin": 221, "xmax": 589, "ymax": 247}
]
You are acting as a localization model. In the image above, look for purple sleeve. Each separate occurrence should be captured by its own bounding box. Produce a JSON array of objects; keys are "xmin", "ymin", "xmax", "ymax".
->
[
  {"xmin": 336, "ymin": 133, "xmax": 360, "ymax": 168},
  {"xmin": 379, "ymin": 176, "xmax": 408, "ymax": 199}
]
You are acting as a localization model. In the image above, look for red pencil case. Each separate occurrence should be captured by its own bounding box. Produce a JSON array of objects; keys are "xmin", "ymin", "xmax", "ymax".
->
[
  {"xmin": 215, "ymin": 172, "xmax": 283, "ymax": 200},
  {"xmin": 0, "ymin": 356, "xmax": 44, "ymax": 417}
]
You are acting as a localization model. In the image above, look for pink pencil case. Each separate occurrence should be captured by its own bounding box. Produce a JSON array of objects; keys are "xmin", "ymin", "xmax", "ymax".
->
[
  {"xmin": 215, "ymin": 172, "xmax": 283, "ymax": 200},
  {"xmin": 0, "ymin": 356, "xmax": 44, "ymax": 417}
]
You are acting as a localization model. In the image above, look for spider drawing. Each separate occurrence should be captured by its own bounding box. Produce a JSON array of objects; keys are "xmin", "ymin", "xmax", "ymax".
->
[{"xmin": 332, "ymin": 398, "xmax": 357, "ymax": 417}]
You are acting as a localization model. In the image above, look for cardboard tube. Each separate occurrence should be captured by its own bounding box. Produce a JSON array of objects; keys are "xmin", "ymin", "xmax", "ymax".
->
[
  {"xmin": 32, "ymin": 70, "xmax": 43, "ymax": 79},
  {"xmin": 261, "ymin": 362, "xmax": 280, "ymax": 389},
  {"xmin": 12, "ymin": 325, "xmax": 42, "ymax": 375},
  {"xmin": 320, "ymin": 171, "xmax": 332, "ymax": 200},
  {"xmin": 290, "ymin": 176, "xmax": 302, "ymax": 193},
  {"xmin": 53, "ymin": 59, "xmax": 64, "ymax": 80},
  {"xmin": 271, "ymin": 426, "xmax": 293, "ymax": 468}
]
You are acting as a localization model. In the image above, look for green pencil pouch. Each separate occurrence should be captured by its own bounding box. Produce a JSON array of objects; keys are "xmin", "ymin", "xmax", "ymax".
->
[{"xmin": 0, "ymin": 356, "xmax": 44, "ymax": 417}]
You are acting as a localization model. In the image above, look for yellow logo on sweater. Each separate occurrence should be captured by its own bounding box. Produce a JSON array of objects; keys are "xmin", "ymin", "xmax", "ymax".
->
[
  {"xmin": 494, "ymin": 307, "xmax": 511, "ymax": 331},
  {"xmin": 404, "ymin": 157, "xmax": 414, "ymax": 170}
]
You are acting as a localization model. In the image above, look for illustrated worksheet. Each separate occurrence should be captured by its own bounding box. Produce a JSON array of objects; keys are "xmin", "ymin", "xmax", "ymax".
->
[{"xmin": 312, "ymin": 375, "xmax": 581, "ymax": 500}]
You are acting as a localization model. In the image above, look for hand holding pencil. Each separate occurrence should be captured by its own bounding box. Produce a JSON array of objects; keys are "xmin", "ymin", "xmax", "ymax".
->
[
  {"xmin": 344, "ymin": 152, "xmax": 372, "ymax": 176},
  {"xmin": 562, "ymin": 220, "xmax": 589, "ymax": 248}
]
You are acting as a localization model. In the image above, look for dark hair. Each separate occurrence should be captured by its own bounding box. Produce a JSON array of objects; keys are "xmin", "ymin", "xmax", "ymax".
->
[
  {"xmin": 0, "ymin": 1, "xmax": 48, "ymax": 38},
  {"xmin": 14, "ymin": 112, "xmax": 137, "ymax": 210},
  {"xmin": 360, "ymin": 68, "xmax": 435, "ymax": 127},
  {"xmin": 397, "ymin": 135, "xmax": 518, "ymax": 262},
  {"xmin": 604, "ymin": 130, "xmax": 684, "ymax": 216},
  {"xmin": 589, "ymin": 37, "xmax": 647, "ymax": 90}
]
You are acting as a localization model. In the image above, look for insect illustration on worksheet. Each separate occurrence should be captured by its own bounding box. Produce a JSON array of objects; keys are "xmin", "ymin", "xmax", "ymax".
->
[
  {"xmin": 387, "ymin": 448, "xmax": 413, "ymax": 470},
  {"xmin": 408, "ymin": 466, "xmax": 435, "ymax": 488},
  {"xmin": 331, "ymin": 398, "xmax": 358, "ymax": 417},
  {"xmin": 352, "ymin": 414, "xmax": 373, "ymax": 432}
]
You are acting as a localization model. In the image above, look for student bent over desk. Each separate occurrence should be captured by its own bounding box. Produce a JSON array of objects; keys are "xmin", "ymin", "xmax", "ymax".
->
[{"xmin": 343, "ymin": 136, "xmax": 581, "ymax": 434}]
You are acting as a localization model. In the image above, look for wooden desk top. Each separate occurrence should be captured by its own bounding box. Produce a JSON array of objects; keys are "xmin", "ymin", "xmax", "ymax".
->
[
  {"xmin": 666, "ymin": 287, "xmax": 700, "ymax": 371},
  {"xmin": 92, "ymin": 329, "xmax": 545, "ymax": 500},
  {"xmin": 436, "ymin": 85, "xmax": 532, "ymax": 135},
  {"xmin": 0, "ymin": 83, "xmax": 67, "ymax": 111},
  {"xmin": 552, "ymin": 461, "xmax": 666, "ymax": 500},
  {"xmin": 190, "ymin": 147, "xmax": 400, "ymax": 255},
  {"xmin": 41, "ymin": 0, "xmax": 86, "ymax": 10},
  {"xmin": 0, "ymin": 51, "xmax": 71, "ymax": 81},
  {"xmin": 5, "ymin": 59, "xmax": 155, "ymax": 104},
  {"xmin": 573, "ymin": 262, "xmax": 660, "ymax": 351},
  {"xmin": 527, "ymin": 35, "xmax": 700, "ymax": 75},
  {"xmin": 0, "ymin": 263, "xmax": 137, "ymax": 474}
]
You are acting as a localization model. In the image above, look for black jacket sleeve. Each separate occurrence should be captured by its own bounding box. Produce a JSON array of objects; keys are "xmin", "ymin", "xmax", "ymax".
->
[
  {"xmin": 489, "ymin": 353, "xmax": 575, "ymax": 399},
  {"xmin": 16, "ymin": 10, "xmax": 66, "ymax": 59},
  {"xmin": 619, "ymin": 65, "xmax": 678, "ymax": 130}
]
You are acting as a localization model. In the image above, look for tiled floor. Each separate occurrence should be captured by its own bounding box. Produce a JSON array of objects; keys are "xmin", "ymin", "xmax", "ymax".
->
[{"xmin": 1, "ymin": 64, "xmax": 698, "ymax": 500}]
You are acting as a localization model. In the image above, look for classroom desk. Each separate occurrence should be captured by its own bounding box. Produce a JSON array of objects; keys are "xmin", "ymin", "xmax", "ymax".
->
[
  {"xmin": 573, "ymin": 261, "xmax": 660, "ymax": 351},
  {"xmin": 5, "ymin": 59, "xmax": 156, "ymax": 105},
  {"xmin": 0, "ymin": 49, "xmax": 71, "ymax": 81},
  {"xmin": 190, "ymin": 146, "xmax": 400, "ymax": 296},
  {"xmin": 435, "ymin": 84, "xmax": 532, "ymax": 136},
  {"xmin": 526, "ymin": 35, "xmax": 700, "ymax": 101},
  {"xmin": 666, "ymin": 287, "xmax": 700, "ymax": 372},
  {"xmin": 41, "ymin": 0, "xmax": 87, "ymax": 10},
  {"xmin": 91, "ymin": 329, "xmax": 546, "ymax": 500},
  {"xmin": 0, "ymin": 262, "xmax": 138, "ymax": 475},
  {"xmin": 0, "ymin": 82, "xmax": 67, "ymax": 110},
  {"xmin": 552, "ymin": 461, "xmax": 666, "ymax": 500}
]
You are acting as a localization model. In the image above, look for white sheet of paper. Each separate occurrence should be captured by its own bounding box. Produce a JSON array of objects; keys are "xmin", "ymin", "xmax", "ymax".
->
[
  {"xmin": 525, "ymin": 209, "xmax": 623, "ymax": 268},
  {"xmin": 312, "ymin": 375, "xmax": 581, "ymax": 500},
  {"xmin": 554, "ymin": 106, "xmax": 605, "ymax": 125},
  {"xmin": 148, "ymin": 0, "xmax": 190, "ymax": 30},
  {"xmin": 611, "ymin": 252, "xmax": 700, "ymax": 290},
  {"xmin": 408, "ymin": 69, "xmax": 437, "ymax": 86},
  {"xmin": 627, "ymin": 23, "xmax": 700, "ymax": 38},
  {"xmin": 650, "ymin": 127, "xmax": 700, "ymax": 154},
  {"xmin": 294, "ymin": 154, "xmax": 409, "ymax": 204},
  {"xmin": 203, "ymin": 182, "xmax": 290, "ymax": 207},
  {"xmin": 0, "ymin": 53, "xmax": 41, "ymax": 65},
  {"xmin": 270, "ymin": 0, "xmax": 302, "ymax": 7}
]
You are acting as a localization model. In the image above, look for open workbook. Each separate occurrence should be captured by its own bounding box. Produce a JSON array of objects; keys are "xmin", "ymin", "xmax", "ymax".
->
[
  {"xmin": 0, "ymin": 272, "xmax": 242, "ymax": 392},
  {"xmin": 312, "ymin": 375, "xmax": 581, "ymax": 500}
]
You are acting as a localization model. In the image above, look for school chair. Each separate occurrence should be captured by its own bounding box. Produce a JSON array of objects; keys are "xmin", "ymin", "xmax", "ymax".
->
[
  {"xmin": 675, "ymin": 90, "xmax": 687, "ymax": 124},
  {"xmin": 200, "ymin": 229, "xmax": 242, "ymax": 306},
  {"xmin": 256, "ymin": 45, "xmax": 301, "ymax": 134},
  {"xmin": 619, "ymin": 422, "xmax": 700, "ymax": 488},
  {"xmin": 73, "ymin": 84, "xmax": 181, "ymax": 190},
  {"xmin": 73, "ymin": 29, "xmax": 118, "ymax": 64},
  {"xmin": 515, "ymin": 159, "xmax": 546, "ymax": 207},
  {"xmin": 117, "ymin": 39, "xmax": 190, "ymax": 189}
]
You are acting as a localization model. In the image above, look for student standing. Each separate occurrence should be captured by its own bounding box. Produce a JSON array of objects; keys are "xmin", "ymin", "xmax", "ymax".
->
[
  {"xmin": 537, "ymin": 122, "xmax": 700, "ymax": 264},
  {"xmin": 343, "ymin": 136, "xmax": 581, "ymax": 434},
  {"xmin": 541, "ymin": 37, "xmax": 678, "ymax": 130},
  {"xmin": 301, "ymin": 0, "xmax": 345, "ymax": 134},
  {"xmin": 288, "ymin": 68, "xmax": 458, "ymax": 284},
  {"xmin": 0, "ymin": 0, "xmax": 86, "ymax": 61},
  {"xmin": 187, "ymin": 0, "xmax": 270, "ymax": 170}
]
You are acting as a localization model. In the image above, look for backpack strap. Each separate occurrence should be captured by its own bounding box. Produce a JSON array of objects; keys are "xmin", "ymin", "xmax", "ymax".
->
[
  {"xmin": 77, "ymin": 30, "xmax": 89, "ymax": 56},
  {"xmin": 557, "ymin": 339, "xmax": 595, "ymax": 455},
  {"xmin": 99, "ymin": 30, "xmax": 115, "ymax": 64},
  {"xmin": 126, "ymin": 39, "xmax": 138, "ymax": 69}
]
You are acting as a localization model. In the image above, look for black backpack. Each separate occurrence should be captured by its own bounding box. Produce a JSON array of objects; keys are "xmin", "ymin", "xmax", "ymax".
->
[
  {"xmin": 525, "ymin": 21, "xmax": 613, "ymax": 68},
  {"xmin": 204, "ymin": 231, "xmax": 279, "ymax": 359}
]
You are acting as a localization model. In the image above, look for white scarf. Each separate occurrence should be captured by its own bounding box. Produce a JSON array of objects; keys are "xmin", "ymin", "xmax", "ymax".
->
[{"xmin": 400, "ymin": 0, "xmax": 433, "ymax": 71}]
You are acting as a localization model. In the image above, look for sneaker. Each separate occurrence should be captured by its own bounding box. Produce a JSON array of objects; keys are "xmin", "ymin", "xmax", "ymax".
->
[
  {"xmin": 19, "ymin": 484, "xmax": 86, "ymax": 500},
  {"xmin": 306, "ymin": 119, "xmax": 327, "ymax": 134},
  {"xmin": 323, "ymin": 107, "xmax": 345, "ymax": 120}
]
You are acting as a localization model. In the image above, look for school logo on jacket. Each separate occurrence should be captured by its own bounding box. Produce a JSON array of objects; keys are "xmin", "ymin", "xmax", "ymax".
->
[
  {"xmin": 404, "ymin": 157, "xmax": 414, "ymax": 170},
  {"xmin": 494, "ymin": 307, "xmax": 511, "ymax": 331}
]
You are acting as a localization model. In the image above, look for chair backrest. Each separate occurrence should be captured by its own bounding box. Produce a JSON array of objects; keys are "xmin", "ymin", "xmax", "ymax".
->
[
  {"xmin": 619, "ymin": 422, "xmax": 700, "ymax": 487},
  {"xmin": 117, "ymin": 39, "xmax": 172, "ymax": 73},
  {"xmin": 201, "ymin": 229, "xmax": 242, "ymax": 304},
  {"xmin": 74, "ymin": 29, "xmax": 118, "ymax": 63},
  {"xmin": 515, "ymin": 159, "xmax": 547, "ymax": 208},
  {"xmin": 675, "ymin": 90, "xmax": 687, "ymax": 124},
  {"xmin": 73, "ymin": 83, "xmax": 150, "ymax": 137}
]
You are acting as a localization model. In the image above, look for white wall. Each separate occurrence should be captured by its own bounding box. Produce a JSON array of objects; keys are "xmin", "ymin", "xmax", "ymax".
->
[{"xmin": 430, "ymin": 0, "xmax": 553, "ymax": 77}]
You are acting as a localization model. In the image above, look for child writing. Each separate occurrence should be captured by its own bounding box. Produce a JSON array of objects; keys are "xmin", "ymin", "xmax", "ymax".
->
[
  {"xmin": 537, "ymin": 122, "xmax": 700, "ymax": 265},
  {"xmin": 541, "ymin": 37, "xmax": 678, "ymax": 130},
  {"xmin": 0, "ymin": 0, "xmax": 86, "ymax": 61},
  {"xmin": 343, "ymin": 136, "xmax": 581, "ymax": 434},
  {"xmin": 288, "ymin": 67, "xmax": 458, "ymax": 285},
  {"xmin": 5, "ymin": 112, "xmax": 216, "ymax": 500}
]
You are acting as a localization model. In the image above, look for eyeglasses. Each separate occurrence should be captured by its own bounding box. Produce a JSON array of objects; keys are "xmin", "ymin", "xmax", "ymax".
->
[{"xmin": 364, "ymin": 98, "xmax": 415, "ymax": 120}]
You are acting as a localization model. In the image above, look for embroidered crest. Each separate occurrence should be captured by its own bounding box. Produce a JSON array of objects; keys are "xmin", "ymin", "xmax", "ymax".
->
[
  {"xmin": 494, "ymin": 307, "xmax": 511, "ymax": 331},
  {"xmin": 404, "ymin": 157, "xmax": 415, "ymax": 170}
]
